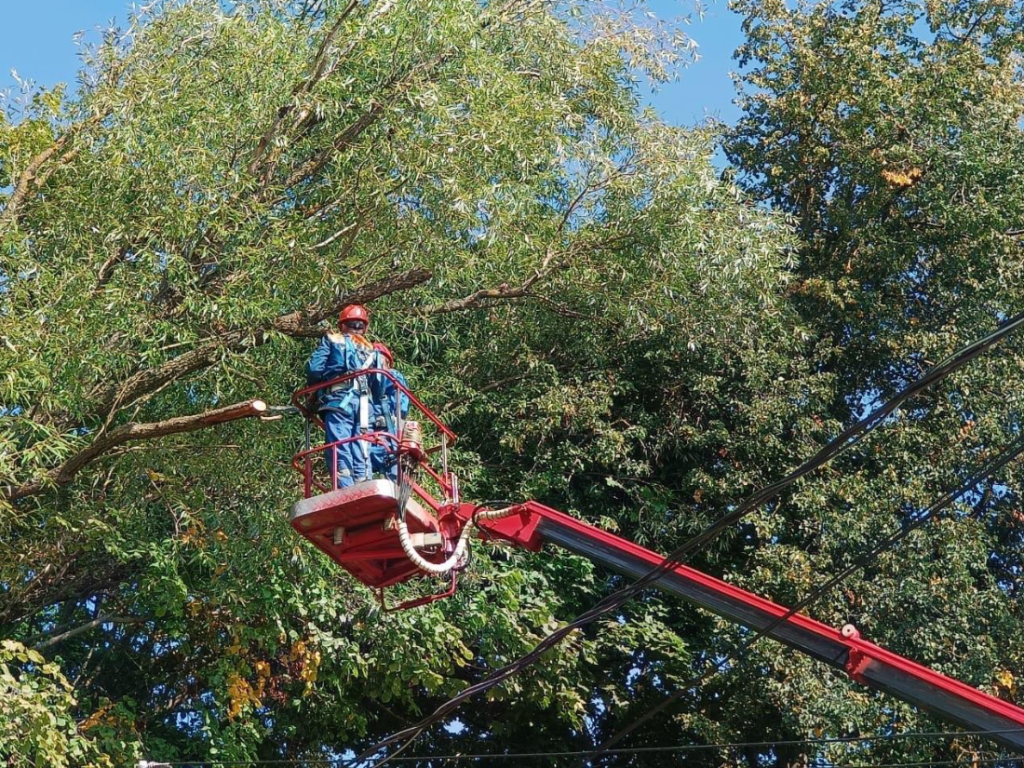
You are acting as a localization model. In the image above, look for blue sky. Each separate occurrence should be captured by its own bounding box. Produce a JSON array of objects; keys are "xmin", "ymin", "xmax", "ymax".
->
[{"xmin": 0, "ymin": 0, "xmax": 746, "ymax": 127}]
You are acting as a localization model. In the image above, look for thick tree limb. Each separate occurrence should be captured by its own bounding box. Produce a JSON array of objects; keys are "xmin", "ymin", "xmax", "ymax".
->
[
  {"xmin": 423, "ymin": 282, "xmax": 533, "ymax": 316},
  {"xmin": 0, "ymin": 133, "xmax": 73, "ymax": 228},
  {"xmin": 280, "ymin": 265, "xmax": 433, "ymax": 333},
  {"xmin": 6, "ymin": 400, "xmax": 268, "ymax": 502},
  {"xmin": 85, "ymin": 267, "xmax": 431, "ymax": 423}
]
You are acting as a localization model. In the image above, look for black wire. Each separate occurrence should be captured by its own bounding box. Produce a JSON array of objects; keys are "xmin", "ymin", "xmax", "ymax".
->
[
  {"xmin": 357, "ymin": 309, "xmax": 1024, "ymax": 767},
  {"xmin": 396, "ymin": 458, "xmax": 416, "ymax": 522},
  {"xmin": 857, "ymin": 760, "xmax": 1024, "ymax": 768},
  {"xmin": 589, "ymin": 431, "xmax": 1024, "ymax": 762},
  {"xmin": 143, "ymin": 729, "xmax": 1024, "ymax": 766}
]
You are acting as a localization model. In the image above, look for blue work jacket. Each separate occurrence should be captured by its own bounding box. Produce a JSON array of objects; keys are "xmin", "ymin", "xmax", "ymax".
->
[{"xmin": 305, "ymin": 332, "xmax": 375, "ymax": 415}]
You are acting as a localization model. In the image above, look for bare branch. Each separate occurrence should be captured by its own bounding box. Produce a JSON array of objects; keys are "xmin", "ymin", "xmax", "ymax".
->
[
  {"xmin": 34, "ymin": 614, "xmax": 145, "ymax": 651},
  {"xmin": 422, "ymin": 247, "xmax": 561, "ymax": 316},
  {"xmin": 313, "ymin": 221, "xmax": 359, "ymax": 249}
]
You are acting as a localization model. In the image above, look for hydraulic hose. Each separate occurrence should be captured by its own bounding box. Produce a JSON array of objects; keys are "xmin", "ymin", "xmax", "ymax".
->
[{"xmin": 395, "ymin": 505, "xmax": 516, "ymax": 575}]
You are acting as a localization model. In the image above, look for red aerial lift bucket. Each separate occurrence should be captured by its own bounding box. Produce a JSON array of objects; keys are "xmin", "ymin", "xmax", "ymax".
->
[{"xmin": 290, "ymin": 478, "xmax": 445, "ymax": 590}]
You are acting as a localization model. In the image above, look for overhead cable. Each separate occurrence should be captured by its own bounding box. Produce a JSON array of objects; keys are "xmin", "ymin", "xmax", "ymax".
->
[
  {"xmin": 590, "ymin": 430, "xmax": 1024, "ymax": 761},
  {"xmin": 137, "ymin": 728, "xmax": 1024, "ymax": 766},
  {"xmin": 358, "ymin": 309, "xmax": 1024, "ymax": 766}
]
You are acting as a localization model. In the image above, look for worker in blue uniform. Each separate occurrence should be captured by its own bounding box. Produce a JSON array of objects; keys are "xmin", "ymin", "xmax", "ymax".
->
[
  {"xmin": 370, "ymin": 342, "xmax": 410, "ymax": 482},
  {"xmin": 305, "ymin": 304, "xmax": 376, "ymax": 488}
]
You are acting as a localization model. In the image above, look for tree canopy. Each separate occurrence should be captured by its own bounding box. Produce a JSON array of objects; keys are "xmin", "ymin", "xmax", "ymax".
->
[{"xmin": 1, "ymin": 0, "xmax": 1023, "ymax": 765}]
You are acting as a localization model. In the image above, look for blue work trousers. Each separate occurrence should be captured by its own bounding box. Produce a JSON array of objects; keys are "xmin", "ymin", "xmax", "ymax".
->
[
  {"xmin": 370, "ymin": 443, "xmax": 399, "ymax": 482},
  {"xmin": 323, "ymin": 409, "xmax": 367, "ymax": 488}
]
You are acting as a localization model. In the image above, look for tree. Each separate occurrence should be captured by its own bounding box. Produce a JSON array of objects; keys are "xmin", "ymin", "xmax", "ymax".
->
[
  {"xmin": 1, "ymin": 0, "xmax": 803, "ymax": 764},
  {"xmin": 721, "ymin": 0, "xmax": 1024, "ymax": 763}
]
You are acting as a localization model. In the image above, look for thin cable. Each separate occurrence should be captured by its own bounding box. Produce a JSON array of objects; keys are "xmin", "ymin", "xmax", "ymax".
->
[
  {"xmin": 856, "ymin": 760, "xmax": 1024, "ymax": 768},
  {"xmin": 140, "ymin": 729, "xmax": 1024, "ymax": 766},
  {"xmin": 358, "ymin": 310, "xmax": 1024, "ymax": 766},
  {"xmin": 590, "ymin": 431, "xmax": 1024, "ymax": 762}
]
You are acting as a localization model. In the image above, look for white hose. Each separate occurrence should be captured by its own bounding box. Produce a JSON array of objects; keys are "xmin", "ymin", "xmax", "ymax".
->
[{"xmin": 395, "ymin": 506, "xmax": 517, "ymax": 575}]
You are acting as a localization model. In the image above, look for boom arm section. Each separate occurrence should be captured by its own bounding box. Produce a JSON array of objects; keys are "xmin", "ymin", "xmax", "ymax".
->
[{"xmin": 479, "ymin": 501, "xmax": 1024, "ymax": 752}]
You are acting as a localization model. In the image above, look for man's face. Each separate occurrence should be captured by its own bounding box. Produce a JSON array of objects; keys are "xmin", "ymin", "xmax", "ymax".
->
[{"xmin": 342, "ymin": 320, "xmax": 367, "ymax": 334}]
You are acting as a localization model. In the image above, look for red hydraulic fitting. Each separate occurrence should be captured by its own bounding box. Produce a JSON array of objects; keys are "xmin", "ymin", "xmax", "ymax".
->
[
  {"xmin": 400, "ymin": 421, "xmax": 425, "ymax": 462},
  {"xmin": 842, "ymin": 624, "xmax": 870, "ymax": 684}
]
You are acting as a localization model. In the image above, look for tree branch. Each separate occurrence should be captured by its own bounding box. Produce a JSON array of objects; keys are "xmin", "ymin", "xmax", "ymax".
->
[
  {"xmin": 94, "ymin": 242, "xmax": 135, "ymax": 294},
  {"xmin": 423, "ymin": 282, "xmax": 533, "ymax": 316},
  {"xmin": 421, "ymin": 247, "xmax": 561, "ymax": 316},
  {"xmin": 274, "ymin": 45, "xmax": 455, "ymax": 199},
  {"xmin": 0, "ymin": 563, "xmax": 132, "ymax": 629},
  {"xmin": 1, "ymin": 134, "xmax": 73, "ymax": 227},
  {"xmin": 248, "ymin": 0, "xmax": 362, "ymax": 177},
  {"xmin": 34, "ymin": 614, "xmax": 145, "ymax": 651},
  {"xmin": 280, "ymin": 102, "xmax": 385, "ymax": 192},
  {"xmin": 313, "ymin": 221, "xmax": 359, "ymax": 250},
  {"xmin": 85, "ymin": 268, "xmax": 431, "ymax": 422},
  {"xmin": 6, "ymin": 399, "xmax": 268, "ymax": 502},
  {"xmin": 7, "ymin": 270, "xmax": 431, "ymax": 501},
  {"xmin": 283, "ymin": 265, "xmax": 434, "ymax": 333},
  {"xmin": 0, "ymin": 94, "xmax": 117, "ymax": 228}
]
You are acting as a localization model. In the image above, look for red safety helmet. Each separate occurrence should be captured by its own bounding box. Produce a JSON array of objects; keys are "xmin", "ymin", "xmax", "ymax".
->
[
  {"xmin": 373, "ymin": 342, "xmax": 394, "ymax": 365},
  {"xmin": 338, "ymin": 304, "xmax": 369, "ymax": 328}
]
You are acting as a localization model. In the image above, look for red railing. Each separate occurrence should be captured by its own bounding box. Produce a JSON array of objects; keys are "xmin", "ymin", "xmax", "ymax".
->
[
  {"xmin": 291, "ymin": 369, "xmax": 456, "ymax": 441},
  {"xmin": 290, "ymin": 369, "xmax": 459, "ymax": 507}
]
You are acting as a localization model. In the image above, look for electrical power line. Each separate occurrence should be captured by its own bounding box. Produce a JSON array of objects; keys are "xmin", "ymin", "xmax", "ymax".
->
[
  {"xmin": 589, "ymin": 430, "xmax": 1024, "ymax": 761},
  {"xmin": 856, "ymin": 760, "xmax": 1024, "ymax": 768},
  {"xmin": 357, "ymin": 309, "xmax": 1024, "ymax": 766},
  {"xmin": 139, "ymin": 728, "xmax": 1024, "ymax": 766}
]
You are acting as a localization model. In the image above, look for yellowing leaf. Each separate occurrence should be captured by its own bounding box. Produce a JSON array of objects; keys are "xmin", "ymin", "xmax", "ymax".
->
[
  {"xmin": 996, "ymin": 669, "xmax": 1016, "ymax": 692},
  {"xmin": 881, "ymin": 167, "xmax": 923, "ymax": 189}
]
